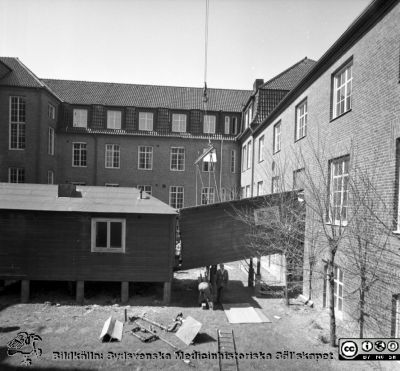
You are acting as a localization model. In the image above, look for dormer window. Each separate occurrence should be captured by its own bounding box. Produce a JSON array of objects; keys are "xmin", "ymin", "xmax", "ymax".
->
[
  {"xmin": 73, "ymin": 109, "xmax": 88, "ymax": 128},
  {"xmin": 172, "ymin": 114, "xmax": 187, "ymax": 133},
  {"xmin": 203, "ymin": 115, "xmax": 216, "ymax": 134},
  {"xmin": 139, "ymin": 112, "xmax": 154, "ymax": 131},
  {"xmin": 107, "ymin": 110, "xmax": 122, "ymax": 129}
]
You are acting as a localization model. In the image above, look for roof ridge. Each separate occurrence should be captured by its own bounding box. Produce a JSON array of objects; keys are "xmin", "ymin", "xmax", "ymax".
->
[
  {"xmin": 260, "ymin": 57, "xmax": 316, "ymax": 89},
  {"xmin": 41, "ymin": 78, "xmax": 252, "ymax": 93}
]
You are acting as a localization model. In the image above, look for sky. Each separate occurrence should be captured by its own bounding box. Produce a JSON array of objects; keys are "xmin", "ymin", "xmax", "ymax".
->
[{"xmin": 0, "ymin": 0, "xmax": 371, "ymax": 90}]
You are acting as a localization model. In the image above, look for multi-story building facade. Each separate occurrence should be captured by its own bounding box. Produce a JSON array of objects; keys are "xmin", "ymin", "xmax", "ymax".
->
[
  {"xmin": 0, "ymin": 58, "xmax": 252, "ymax": 208},
  {"xmin": 239, "ymin": 0, "xmax": 400, "ymax": 336}
]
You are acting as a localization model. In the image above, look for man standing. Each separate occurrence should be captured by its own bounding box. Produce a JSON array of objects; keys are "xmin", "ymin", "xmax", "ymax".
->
[{"xmin": 216, "ymin": 263, "xmax": 229, "ymax": 305}]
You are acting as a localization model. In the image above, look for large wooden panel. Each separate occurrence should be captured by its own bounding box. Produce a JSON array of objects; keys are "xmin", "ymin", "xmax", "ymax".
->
[
  {"xmin": 179, "ymin": 191, "xmax": 304, "ymax": 269},
  {"xmin": 0, "ymin": 210, "xmax": 176, "ymax": 282}
]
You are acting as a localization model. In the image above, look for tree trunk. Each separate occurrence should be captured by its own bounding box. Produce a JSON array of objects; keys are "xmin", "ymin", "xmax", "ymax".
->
[
  {"xmin": 359, "ymin": 269, "xmax": 366, "ymax": 338},
  {"xmin": 328, "ymin": 251, "xmax": 336, "ymax": 347},
  {"xmin": 285, "ymin": 257, "xmax": 290, "ymax": 306},
  {"xmin": 308, "ymin": 264, "xmax": 313, "ymax": 300}
]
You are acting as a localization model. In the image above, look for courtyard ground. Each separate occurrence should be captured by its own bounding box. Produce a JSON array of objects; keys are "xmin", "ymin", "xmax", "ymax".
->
[{"xmin": 0, "ymin": 261, "xmax": 398, "ymax": 370}]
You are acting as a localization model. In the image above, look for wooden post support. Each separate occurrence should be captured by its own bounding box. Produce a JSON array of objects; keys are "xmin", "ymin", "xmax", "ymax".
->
[
  {"xmin": 163, "ymin": 281, "xmax": 171, "ymax": 305},
  {"xmin": 21, "ymin": 280, "xmax": 30, "ymax": 303},
  {"xmin": 76, "ymin": 280, "xmax": 85, "ymax": 305},
  {"xmin": 121, "ymin": 281, "xmax": 129, "ymax": 304}
]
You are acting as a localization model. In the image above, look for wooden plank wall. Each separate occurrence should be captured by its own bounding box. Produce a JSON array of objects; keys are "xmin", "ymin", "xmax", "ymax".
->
[
  {"xmin": 179, "ymin": 191, "xmax": 304, "ymax": 269},
  {"xmin": 0, "ymin": 210, "xmax": 175, "ymax": 282}
]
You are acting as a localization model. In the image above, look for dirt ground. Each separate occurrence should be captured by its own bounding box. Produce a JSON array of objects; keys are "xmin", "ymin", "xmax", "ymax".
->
[{"xmin": 0, "ymin": 262, "xmax": 398, "ymax": 371}]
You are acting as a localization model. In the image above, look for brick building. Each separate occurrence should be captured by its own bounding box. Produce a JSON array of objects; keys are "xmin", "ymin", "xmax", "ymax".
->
[
  {"xmin": 239, "ymin": 0, "xmax": 400, "ymax": 336},
  {"xmin": 0, "ymin": 58, "xmax": 251, "ymax": 208}
]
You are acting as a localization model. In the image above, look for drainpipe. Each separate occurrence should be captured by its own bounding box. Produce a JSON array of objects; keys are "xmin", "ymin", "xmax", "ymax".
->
[
  {"xmin": 250, "ymin": 134, "xmax": 255, "ymax": 197},
  {"xmin": 219, "ymin": 138, "xmax": 223, "ymax": 200}
]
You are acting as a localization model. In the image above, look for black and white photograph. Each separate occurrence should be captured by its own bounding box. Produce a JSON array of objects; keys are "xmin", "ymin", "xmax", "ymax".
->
[{"xmin": 0, "ymin": 0, "xmax": 399, "ymax": 369}]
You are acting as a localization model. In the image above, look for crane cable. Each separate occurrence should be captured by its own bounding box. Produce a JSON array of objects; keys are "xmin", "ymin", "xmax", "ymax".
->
[{"xmin": 203, "ymin": 0, "xmax": 209, "ymax": 105}]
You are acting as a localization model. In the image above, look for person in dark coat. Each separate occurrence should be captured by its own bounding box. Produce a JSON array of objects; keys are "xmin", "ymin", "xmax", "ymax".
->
[{"xmin": 216, "ymin": 263, "xmax": 229, "ymax": 305}]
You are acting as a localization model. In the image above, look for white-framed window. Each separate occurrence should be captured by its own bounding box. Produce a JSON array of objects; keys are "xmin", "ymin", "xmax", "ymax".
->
[
  {"xmin": 244, "ymin": 104, "xmax": 253, "ymax": 129},
  {"xmin": 230, "ymin": 150, "xmax": 236, "ymax": 173},
  {"xmin": 221, "ymin": 188, "xmax": 226, "ymax": 202},
  {"xmin": 170, "ymin": 147, "xmax": 185, "ymax": 171},
  {"xmin": 241, "ymin": 144, "xmax": 247, "ymax": 172},
  {"xmin": 257, "ymin": 181, "xmax": 264, "ymax": 196},
  {"xmin": 72, "ymin": 142, "xmax": 87, "ymax": 167},
  {"xmin": 329, "ymin": 156, "xmax": 349, "ymax": 225},
  {"xmin": 246, "ymin": 141, "xmax": 252, "ymax": 170},
  {"xmin": 138, "ymin": 146, "xmax": 153, "ymax": 170},
  {"xmin": 91, "ymin": 218, "xmax": 126, "ymax": 253},
  {"xmin": 48, "ymin": 127, "xmax": 55, "ymax": 155},
  {"xmin": 105, "ymin": 144, "xmax": 120, "ymax": 168},
  {"xmin": 172, "ymin": 114, "xmax": 187, "ymax": 133},
  {"xmin": 245, "ymin": 185, "xmax": 250, "ymax": 198},
  {"xmin": 224, "ymin": 116, "xmax": 230, "ymax": 134},
  {"xmin": 293, "ymin": 168, "xmax": 305, "ymax": 190},
  {"xmin": 333, "ymin": 266, "xmax": 344, "ymax": 312},
  {"xmin": 47, "ymin": 170, "xmax": 54, "ymax": 184},
  {"xmin": 332, "ymin": 62, "xmax": 352, "ymax": 119},
  {"xmin": 202, "ymin": 159, "xmax": 215, "ymax": 172},
  {"xmin": 107, "ymin": 110, "xmax": 122, "ymax": 129},
  {"xmin": 273, "ymin": 121, "xmax": 281, "ymax": 153},
  {"xmin": 48, "ymin": 103, "xmax": 56, "ymax": 119},
  {"xmin": 295, "ymin": 99, "xmax": 307, "ymax": 141},
  {"xmin": 272, "ymin": 176, "xmax": 280, "ymax": 193},
  {"xmin": 203, "ymin": 115, "xmax": 216, "ymax": 134},
  {"xmin": 105, "ymin": 183, "xmax": 119, "ymax": 187},
  {"xmin": 73, "ymin": 108, "xmax": 88, "ymax": 128},
  {"xmin": 139, "ymin": 112, "xmax": 153, "ymax": 131},
  {"xmin": 9, "ymin": 96, "xmax": 26, "ymax": 150},
  {"xmin": 138, "ymin": 185, "xmax": 152, "ymax": 195},
  {"xmin": 258, "ymin": 136, "xmax": 264, "ymax": 162},
  {"xmin": 201, "ymin": 187, "xmax": 215, "ymax": 205},
  {"xmin": 8, "ymin": 167, "xmax": 25, "ymax": 183},
  {"xmin": 170, "ymin": 186, "xmax": 184, "ymax": 209}
]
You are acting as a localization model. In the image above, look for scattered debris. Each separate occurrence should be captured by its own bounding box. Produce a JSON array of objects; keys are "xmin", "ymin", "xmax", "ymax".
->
[
  {"xmin": 131, "ymin": 321, "xmax": 180, "ymax": 351},
  {"xmin": 129, "ymin": 312, "xmax": 183, "ymax": 333},
  {"xmin": 99, "ymin": 316, "xmax": 123, "ymax": 342},
  {"xmin": 175, "ymin": 316, "xmax": 202, "ymax": 345},
  {"xmin": 130, "ymin": 325, "xmax": 158, "ymax": 343}
]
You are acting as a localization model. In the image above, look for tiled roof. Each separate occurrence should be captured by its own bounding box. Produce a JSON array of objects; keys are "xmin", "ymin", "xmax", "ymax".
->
[
  {"xmin": 0, "ymin": 57, "xmax": 45, "ymax": 88},
  {"xmin": 42, "ymin": 79, "xmax": 252, "ymax": 112},
  {"xmin": 261, "ymin": 57, "xmax": 317, "ymax": 91},
  {"xmin": 0, "ymin": 183, "xmax": 177, "ymax": 215}
]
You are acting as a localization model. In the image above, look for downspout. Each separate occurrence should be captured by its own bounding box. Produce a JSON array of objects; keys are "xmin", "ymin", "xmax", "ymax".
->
[
  {"xmin": 250, "ymin": 132, "xmax": 255, "ymax": 197},
  {"xmin": 36, "ymin": 90, "xmax": 43, "ymax": 183},
  {"xmin": 219, "ymin": 138, "xmax": 223, "ymax": 200}
]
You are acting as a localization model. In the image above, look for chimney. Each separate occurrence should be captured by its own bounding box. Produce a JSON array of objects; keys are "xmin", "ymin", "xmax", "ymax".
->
[
  {"xmin": 253, "ymin": 79, "xmax": 264, "ymax": 92},
  {"xmin": 58, "ymin": 184, "xmax": 81, "ymax": 198}
]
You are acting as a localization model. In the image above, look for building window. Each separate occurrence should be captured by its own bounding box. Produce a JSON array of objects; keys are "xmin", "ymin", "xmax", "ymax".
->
[
  {"xmin": 258, "ymin": 136, "xmax": 264, "ymax": 162},
  {"xmin": 138, "ymin": 146, "xmax": 153, "ymax": 170},
  {"xmin": 47, "ymin": 170, "xmax": 54, "ymax": 184},
  {"xmin": 73, "ymin": 109, "xmax": 88, "ymax": 128},
  {"xmin": 230, "ymin": 150, "xmax": 236, "ymax": 173},
  {"xmin": 48, "ymin": 103, "xmax": 56, "ymax": 119},
  {"xmin": 241, "ymin": 187, "xmax": 245, "ymax": 199},
  {"xmin": 9, "ymin": 96, "xmax": 26, "ymax": 150},
  {"xmin": 329, "ymin": 156, "xmax": 349, "ymax": 224},
  {"xmin": 273, "ymin": 121, "xmax": 281, "ymax": 153},
  {"xmin": 8, "ymin": 167, "xmax": 25, "ymax": 183},
  {"xmin": 71, "ymin": 182, "xmax": 86, "ymax": 186},
  {"xmin": 139, "ymin": 112, "xmax": 154, "ymax": 131},
  {"xmin": 91, "ymin": 218, "xmax": 126, "ymax": 253},
  {"xmin": 107, "ymin": 110, "xmax": 122, "ymax": 129},
  {"xmin": 272, "ymin": 176, "xmax": 280, "ymax": 193},
  {"xmin": 201, "ymin": 187, "xmax": 215, "ymax": 205},
  {"xmin": 105, "ymin": 183, "xmax": 119, "ymax": 187},
  {"xmin": 247, "ymin": 141, "xmax": 252, "ymax": 169},
  {"xmin": 202, "ymin": 159, "xmax": 215, "ymax": 172},
  {"xmin": 293, "ymin": 168, "xmax": 305, "ymax": 190},
  {"xmin": 170, "ymin": 147, "xmax": 185, "ymax": 171},
  {"xmin": 224, "ymin": 117, "xmax": 230, "ymax": 134},
  {"xmin": 138, "ymin": 185, "xmax": 152, "ymax": 195},
  {"xmin": 245, "ymin": 185, "xmax": 251, "ymax": 198},
  {"xmin": 241, "ymin": 144, "xmax": 247, "ymax": 172},
  {"xmin": 295, "ymin": 99, "xmax": 307, "ymax": 141},
  {"xmin": 203, "ymin": 115, "xmax": 216, "ymax": 134},
  {"xmin": 172, "ymin": 114, "xmax": 187, "ymax": 133},
  {"xmin": 170, "ymin": 186, "xmax": 184, "ymax": 209},
  {"xmin": 244, "ymin": 104, "xmax": 253, "ymax": 129},
  {"xmin": 105, "ymin": 144, "xmax": 120, "ymax": 169},
  {"xmin": 72, "ymin": 142, "xmax": 87, "ymax": 167},
  {"xmin": 48, "ymin": 127, "xmax": 55, "ymax": 155},
  {"xmin": 257, "ymin": 181, "xmax": 263, "ymax": 196},
  {"xmin": 221, "ymin": 188, "xmax": 226, "ymax": 202},
  {"xmin": 333, "ymin": 266, "xmax": 344, "ymax": 312},
  {"xmin": 332, "ymin": 62, "xmax": 352, "ymax": 119}
]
